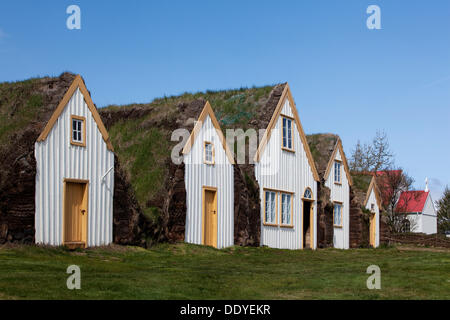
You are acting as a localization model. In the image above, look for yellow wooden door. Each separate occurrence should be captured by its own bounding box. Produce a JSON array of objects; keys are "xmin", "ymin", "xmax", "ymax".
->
[
  {"xmin": 370, "ymin": 213, "xmax": 376, "ymax": 247},
  {"xmin": 64, "ymin": 182, "xmax": 87, "ymax": 247},
  {"xmin": 203, "ymin": 189, "xmax": 217, "ymax": 248}
]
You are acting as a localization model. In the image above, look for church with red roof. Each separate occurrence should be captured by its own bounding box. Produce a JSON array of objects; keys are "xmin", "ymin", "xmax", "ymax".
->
[{"xmin": 395, "ymin": 181, "xmax": 437, "ymax": 234}]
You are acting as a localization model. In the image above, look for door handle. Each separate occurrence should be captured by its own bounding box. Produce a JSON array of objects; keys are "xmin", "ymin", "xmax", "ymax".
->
[
  {"xmin": 81, "ymin": 210, "xmax": 86, "ymax": 215},
  {"xmin": 212, "ymin": 210, "xmax": 216, "ymax": 215}
]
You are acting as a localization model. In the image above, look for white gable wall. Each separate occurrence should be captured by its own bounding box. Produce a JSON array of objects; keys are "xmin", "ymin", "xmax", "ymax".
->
[
  {"xmin": 325, "ymin": 148, "xmax": 350, "ymax": 249},
  {"xmin": 407, "ymin": 193, "xmax": 437, "ymax": 234},
  {"xmin": 255, "ymin": 98, "xmax": 317, "ymax": 250},
  {"xmin": 184, "ymin": 115, "xmax": 234, "ymax": 249},
  {"xmin": 421, "ymin": 194, "xmax": 437, "ymax": 234},
  {"xmin": 35, "ymin": 88, "xmax": 115, "ymax": 247},
  {"xmin": 365, "ymin": 187, "xmax": 380, "ymax": 247}
]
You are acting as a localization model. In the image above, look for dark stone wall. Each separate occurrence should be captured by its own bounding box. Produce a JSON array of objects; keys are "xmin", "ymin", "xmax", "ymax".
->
[
  {"xmin": 234, "ymin": 164, "xmax": 260, "ymax": 247},
  {"xmin": 0, "ymin": 130, "xmax": 37, "ymax": 244},
  {"xmin": 159, "ymin": 161, "xmax": 187, "ymax": 244},
  {"xmin": 316, "ymin": 183, "xmax": 333, "ymax": 248},
  {"xmin": 379, "ymin": 216, "xmax": 390, "ymax": 245},
  {"xmin": 112, "ymin": 155, "xmax": 146, "ymax": 246}
]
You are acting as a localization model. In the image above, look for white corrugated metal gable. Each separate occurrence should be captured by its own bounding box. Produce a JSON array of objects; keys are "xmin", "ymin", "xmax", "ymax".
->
[
  {"xmin": 255, "ymin": 88, "xmax": 318, "ymax": 250},
  {"xmin": 183, "ymin": 102, "xmax": 234, "ymax": 249},
  {"xmin": 35, "ymin": 76, "xmax": 114, "ymax": 247}
]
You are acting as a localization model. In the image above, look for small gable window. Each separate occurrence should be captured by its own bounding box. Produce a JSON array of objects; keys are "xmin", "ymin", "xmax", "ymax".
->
[
  {"xmin": 334, "ymin": 203, "xmax": 342, "ymax": 227},
  {"xmin": 204, "ymin": 141, "xmax": 214, "ymax": 164},
  {"xmin": 70, "ymin": 115, "xmax": 86, "ymax": 147},
  {"xmin": 371, "ymin": 203, "xmax": 375, "ymax": 212},
  {"xmin": 334, "ymin": 161, "xmax": 341, "ymax": 184},
  {"xmin": 304, "ymin": 188, "xmax": 312, "ymax": 200},
  {"xmin": 282, "ymin": 116, "xmax": 293, "ymax": 151}
]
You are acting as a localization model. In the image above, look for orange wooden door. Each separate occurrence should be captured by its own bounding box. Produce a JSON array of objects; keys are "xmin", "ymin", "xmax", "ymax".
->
[
  {"xmin": 370, "ymin": 213, "xmax": 376, "ymax": 247},
  {"xmin": 64, "ymin": 182, "xmax": 87, "ymax": 246},
  {"xmin": 203, "ymin": 189, "xmax": 217, "ymax": 247}
]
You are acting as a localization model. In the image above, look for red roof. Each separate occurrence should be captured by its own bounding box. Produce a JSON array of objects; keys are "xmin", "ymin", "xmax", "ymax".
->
[{"xmin": 395, "ymin": 191, "xmax": 429, "ymax": 213}]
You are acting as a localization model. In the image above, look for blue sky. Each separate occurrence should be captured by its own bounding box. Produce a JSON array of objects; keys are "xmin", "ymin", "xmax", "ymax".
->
[{"xmin": 1, "ymin": 0, "xmax": 449, "ymax": 201}]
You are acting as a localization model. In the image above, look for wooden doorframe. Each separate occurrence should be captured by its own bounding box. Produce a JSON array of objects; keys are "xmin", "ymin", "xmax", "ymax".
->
[
  {"xmin": 201, "ymin": 186, "xmax": 218, "ymax": 248},
  {"xmin": 62, "ymin": 178, "xmax": 89, "ymax": 248},
  {"xmin": 301, "ymin": 198, "xmax": 315, "ymax": 249}
]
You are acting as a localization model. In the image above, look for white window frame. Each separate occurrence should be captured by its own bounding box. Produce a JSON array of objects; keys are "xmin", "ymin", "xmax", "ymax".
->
[
  {"xmin": 280, "ymin": 193, "xmax": 293, "ymax": 226},
  {"xmin": 70, "ymin": 115, "xmax": 85, "ymax": 147},
  {"xmin": 334, "ymin": 202, "xmax": 343, "ymax": 227},
  {"xmin": 334, "ymin": 161, "xmax": 342, "ymax": 184},
  {"xmin": 281, "ymin": 116, "xmax": 294, "ymax": 152},
  {"xmin": 203, "ymin": 141, "xmax": 214, "ymax": 165},
  {"xmin": 264, "ymin": 190, "xmax": 277, "ymax": 225}
]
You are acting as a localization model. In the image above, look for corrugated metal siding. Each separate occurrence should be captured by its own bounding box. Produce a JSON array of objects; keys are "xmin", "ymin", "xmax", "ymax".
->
[
  {"xmin": 35, "ymin": 88, "xmax": 114, "ymax": 247},
  {"xmin": 184, "ymin": 116, "xmax": 234, "ymax": 249},
  {"xmin": 365, "ymin": 188, "xmax": 380, "ymax": 247},
  {"xmin": 255, "ymin": 99, "xmax": 317, "ymax": 250},
  {"xmin": 325, "ymin": 148, "xmax": 350, "ymax": 249}
]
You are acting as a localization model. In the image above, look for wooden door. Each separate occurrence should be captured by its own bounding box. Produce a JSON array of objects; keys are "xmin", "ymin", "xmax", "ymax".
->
[
  {"xmin": 370, "ymin": 213, "xmax": 376, "ymax": 247},
  {"xmin": 64, "ymin": 182, "xmax": 87, "ymax": 248},
  {"xmin": 203, "ymin": 188, "xmax": 217, "ymax": 248}
]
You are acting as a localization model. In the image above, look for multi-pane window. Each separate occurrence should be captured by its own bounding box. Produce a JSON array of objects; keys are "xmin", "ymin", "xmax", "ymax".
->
[
  {"xmin": 282, "ymin": 117, "xmax": 293, "ymax": 150},
  {"xmin": 72, "ymin": 119, "xmax": 83, "ymax": 142},
  {"xmin": 264, "ymin": 191, "xmax": 276, "ymax": 224},
  {"xmin": 264, "ymin": 190, "xmax": 293, "ymax": 226},
  {"xmin": 204, "ymin": 142, "xmax": 214, "ymax": 164},
  {"xmin": 334, "ymin": 161, "xmax": 341, "ymax": 183},
  {"xmin": 281, "ymin": 193, "xmax": 292, "ymax": 225},
  {"xmin": 70, "ymin": 115, "xmax": 85, "ymax": 146},
  {"xmin": 334, "ymin": 203, "xmax": 342, "ymax": 226}
]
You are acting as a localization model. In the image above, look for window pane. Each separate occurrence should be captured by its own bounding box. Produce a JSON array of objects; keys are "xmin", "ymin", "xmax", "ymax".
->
[
  {"xmin": 286, "ymin": 194, "xmax": 291, "ymax": 224},
  {"xmin": 304, "ymin": 189, "xmax": 311, "ymax": 199},
  {"xmin": 270, "ymin": 192, "xmax": 275, "ymax": 223},
  {"xmin": 287, "ymin": 120, "xmax": 292, "ymax": 149},
  {"xmin": 205, "ymin": 143, "xmax": 213, "ymax": 162},
  {"xmin": 282, "ymin": 118, "xmax": 287, "ymax": 147},
  {"xmin": 77, "ymin": 132, "xmax": 81, "ymax": 142},
  {"xmin": 265, "ymin": 192, "xmax": 270, "ymax": 222},
  {"xmin": 334, "ymin": 205, "xmax": 339, "ymax": 225}
]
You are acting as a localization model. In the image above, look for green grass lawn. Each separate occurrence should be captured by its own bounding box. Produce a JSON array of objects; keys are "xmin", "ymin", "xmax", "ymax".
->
[{"xmin": 0, "ymin": 243, "xmax": 449, "ymax": 300}]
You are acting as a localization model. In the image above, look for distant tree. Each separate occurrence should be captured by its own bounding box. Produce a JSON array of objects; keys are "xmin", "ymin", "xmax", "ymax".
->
[
  {"xmin": 436, "ymin": 187, "xmax": 450, "ymax": 234},
  {"xmin": 376, "ymin": 168, "xmax": 417, "ymax": 233},
  {"xmin": 350, "ymin": 131, "xmax": 394, "ymax": 172}
]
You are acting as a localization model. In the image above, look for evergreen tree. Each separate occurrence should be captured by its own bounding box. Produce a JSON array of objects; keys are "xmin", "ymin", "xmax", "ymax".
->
[{"xmin": 437, "ymin": 187, "xmax": 450, "ymax": 234}]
